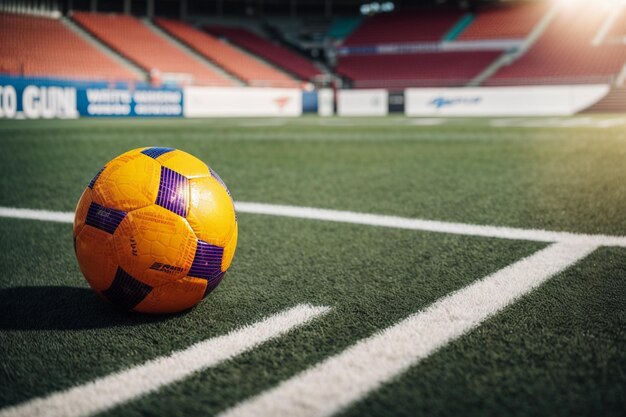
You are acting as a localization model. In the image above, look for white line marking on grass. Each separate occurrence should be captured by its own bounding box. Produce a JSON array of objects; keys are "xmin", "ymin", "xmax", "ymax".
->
[
  {"xmin": 597, "ymin": 118, "xmax": 626, "ymax": 128},
  {"xmin": 0, "ymin": 207, "xmax": 73, "ymax": 223},
  {"xmin": 234, "ymin": 202, "xmax": 626, "ymax": 247},
  {"xmin": 219, "ymin": 242, "xmax": 598, "ymax": 417},
  {"xmin": 0, "ymin": 304, "xmax": 331, "ymax": 417},
  {"xmin": 489, "ymin": 117, "xmax": 626, "ymax": 129},
  {"xmin": 2, "ymin": 204, "xmax": 626, "ymax": 247},
  {"xmin": 407, "ymin": 118, "xmax": 446, "ymax": 126}
]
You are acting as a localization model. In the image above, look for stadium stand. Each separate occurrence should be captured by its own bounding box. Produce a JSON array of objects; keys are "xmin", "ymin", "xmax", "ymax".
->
[
  {"xmin": 154, "ymin": 18, "xmax": 298, "ymax": 87},
  {"xmin": 487, "ymin": 3, "xmax": 626, "ymax": 85},
  {"xmin": 343, "ymin": 10, "xmax": 463, "ymax": 45},
  {"xmin": 72, "ymin": 12, "xmax": 233, "ymax": 86},
  {"xmin": 337, "ymin": 51, "xmax": 501, "ymax": 89},
  {"xmin": 327, "ymin": 16, "xmax": 362, "ymax": 41},
  {"xmin": 457, "ymin": 2, "xmax": 548, "ymax": 40},
  {"xmin": 583, "ymin": 86, "xmax": 626, "ymax": 113},
  {"xmin": 0, "ymin": 12, "xmax": 140, "ymax": 81},
  {"xmin": 606, "ymin": 6, "xmax": 626, "ymax": 40},
  {"xmin": 205, "ymin": 26, "xmax": 322, "ymax": 81}
]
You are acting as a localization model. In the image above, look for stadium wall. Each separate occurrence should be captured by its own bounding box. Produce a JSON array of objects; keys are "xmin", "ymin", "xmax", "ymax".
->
[{"xmin": 0, "ymin": 76, "xmax": 614, "ymax": 119}]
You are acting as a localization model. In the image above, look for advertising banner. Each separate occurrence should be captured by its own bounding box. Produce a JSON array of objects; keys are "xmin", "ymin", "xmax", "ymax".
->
[
  {"xmin": 404, "ymin": 85, "xmax": 610, "ymax": 116},
  {"xmin": 317, "ymin": 88, "xmax": 334, "ymax": 116},
  {"xmin": 0, "ymin": 75, "xmax": 183, "ymax": 119},
  {"xmin": 79, "ymin": 88, "xmax": 183, "ymax": 117},
  {"xmin": 0, "ymin": 76, "xmax": 78, "ymax": 119},
  {"xmin": 183, "ymin": 87, "xmax": 302, "ymax": 117},
  {"xmin": 337, "ymin": 89, "xmax": 388, "ymax": 116}
]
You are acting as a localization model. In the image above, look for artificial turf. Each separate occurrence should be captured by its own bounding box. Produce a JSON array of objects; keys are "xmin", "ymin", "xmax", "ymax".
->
[{"xmin": 0, "ymin": 116, "xmax": 624, "ymax": 416}]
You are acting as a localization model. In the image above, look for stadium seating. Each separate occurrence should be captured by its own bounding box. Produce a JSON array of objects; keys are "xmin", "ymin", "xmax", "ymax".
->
[
  {"xmin": 337, "ymin": 51, "xmax": 501, "ymax": 89},
  {"xmin": 607, "ymin": 7, "xmax": 626, "ymax": 40},
  {"xmin": 343, "ymin": 10, "xmax": 463, "ymax": 45},
  {"xmin": 327, "ymin": 16, "xmax": 362, "ymax": 41},
  {"xmin": 72, "ymin": 12, "xmax": 233, "ymax": 86},
  {"xmin": 487, "ymin": 3, "xmax": 626, "ymax": 85},
  {"xmin": 205, "ymin": 26, "xmax": 321, "ymax": 81},
  {"xmin": 0, "ymin": 12, "xmax": 139, "ymax": 81},
  {"xmin": 154, "ymin": 18, "xmax": 298, "ymax": 88},
  {"xmin": 458, "ymin": 2, "xmax": 548, "ymax": 40}
]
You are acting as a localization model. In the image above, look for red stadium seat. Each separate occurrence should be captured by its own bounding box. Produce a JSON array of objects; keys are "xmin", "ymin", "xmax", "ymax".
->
[
  {"xmin": 337, "ymin": 52, "xmax": 501, "ymax": 89},
  {"xmin": 72, "ymin": 12, "xmax": 233, "ymax": 86},
  {"xmin": 205, "ymin": 26, "xmax": 321, "ymax": 81},
  {"xmin": 0, "ymin": 13, "xmax": 140, "ymax": 82},
  {"xmin": 155, "ymin": 19, "xmax": 299, "ymax": 88},
  {"xmin": 458, "ymin": 3, "xmax": 548, "ymax": 40},
  {"xmin": 487, "ymin": 3, "xmax": 626, "ymax": 85},
  {"xmin": 607, "ymin": 6, "xmax": 626, "ymax": 39},
  {"xmin": 343, "ymin": 10, "xmax": 464, "ymax": 45}
]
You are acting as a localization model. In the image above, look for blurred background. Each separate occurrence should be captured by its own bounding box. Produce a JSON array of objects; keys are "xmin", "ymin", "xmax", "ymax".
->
[{"xmin": 0, "ymin": 0, "xmax": 625, "ymax": 117}]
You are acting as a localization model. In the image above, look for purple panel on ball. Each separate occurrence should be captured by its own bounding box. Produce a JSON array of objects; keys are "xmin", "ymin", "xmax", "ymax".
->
[
  {"xmin": 156, "ymin": 166, "xmax": 189, "ymax": 217},
  {"xmin": 141, "ymin": 147, "xmax": 175, "ymax": 159},
  {"xmin": 88, "ymin": 166, "xmax": 105, "ymax": 189},
  {"xmin": 85, "ymin": 202, "xmax": 127, "ymax": 234},
  {"xmin": 188, "ymin": 240, "xmax": 224, "ymax": 281},
  {"xmin": 203, "ymin": 272, "xmax": 225, "ymax": 298},
  {"xmin": 102, "ymin": 267, "xmax": 153, "ymax": 310}
]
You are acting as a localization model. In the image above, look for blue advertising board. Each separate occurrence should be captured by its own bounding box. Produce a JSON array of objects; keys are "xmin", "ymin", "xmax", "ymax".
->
[{"xmin": 0, "ymin": 75, "xmax": 183, "ymax": 119}]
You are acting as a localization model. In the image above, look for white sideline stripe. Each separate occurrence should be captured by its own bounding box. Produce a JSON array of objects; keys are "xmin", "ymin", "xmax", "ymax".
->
[
  {"xmin": 234, "ymin": 202, "xmax": 626, "ymax": 247},
  {"xmin": 2, "ymin": 203, "xmax": 626, "ymax": 247},
  {"xmin": 219, "ymin": 242, "xmax": 598, "ymax": 417},
  {"xmin": 0, "ymin": 304, "xmax": 331, "ymax": 417},
  {"xmin": 0, "ymin": 207, "xmax": 73, "ymax": 223}
]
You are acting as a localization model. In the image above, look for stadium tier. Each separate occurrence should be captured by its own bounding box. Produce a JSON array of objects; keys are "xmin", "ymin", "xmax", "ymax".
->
[
  {"xmin": 337, "ymin": 51, "xmax": 501, "ymax": 89},
  {"xmin": 72, "ymin": 12, "xmax": 233, "ymax": 86},
  {"xmin": 487, "ymin": 3, "xmax": 626, "ymax": 85},
  {"xmin": 154, "ymin": 18, "xmax": 299, "ymax": 88},
  {"xmin": 457, "ymin": 2, "xmax": 548, "ymax": 40},
  {"xmin": 0, "ymin": 12, "xmax": 139, "ymax": 81},
  {"xmin": 205, "ymin": 26, "xmax": 321, "ymax": 81},
  {"xmin": 607, "ymin": 6, "xmax": 626, "ymax": 40},
  {"xmin": 343, "ymin": 10, "xmax": 464, "ymax": 45}
]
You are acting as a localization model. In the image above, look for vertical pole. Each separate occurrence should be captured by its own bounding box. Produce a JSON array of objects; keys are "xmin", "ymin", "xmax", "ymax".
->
[
  {"xmin": 90, "ymin": 0, "xmax": 97, "ymax": 12},
  {"xmin": 123, "ymin": 0, "xmax": 131, "ymax": 15},
  {"xmin": 146, "ymin": 0, "xmax": 154, "ymax": 18}
]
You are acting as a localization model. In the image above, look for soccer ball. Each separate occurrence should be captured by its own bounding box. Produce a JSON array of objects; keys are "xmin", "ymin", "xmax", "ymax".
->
[{"xmin": 73, "ymin": 147, "xmax": 238, "ymax": 314}]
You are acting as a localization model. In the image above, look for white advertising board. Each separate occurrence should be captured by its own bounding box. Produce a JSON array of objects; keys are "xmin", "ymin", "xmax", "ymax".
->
[
  {"xmin": 337, "ymin": 89, "xmax": 388, "ymax": 116},
  {"xmin": 405, "ymin": 85, "xmax": 610, "ymax": 117},
  {"xmin": 318, "ymin": 88, "xmax": 334, "ymax": 116},
  {"xmin": 184, "ymin": 87, "xmax": 302, "ymax": 117}
]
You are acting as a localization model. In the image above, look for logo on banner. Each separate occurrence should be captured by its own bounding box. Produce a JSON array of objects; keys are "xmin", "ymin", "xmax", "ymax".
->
[
  {"xmin": 22, "ymin": 86, "xmax": 78, "ymax": 118},
  {"xmin": 430, "ymin": 96, "xmax": 481, "ymax": 109},
  {"xmin": 274, "ymin": 96, "xmax": 291, "ymax": 110}
]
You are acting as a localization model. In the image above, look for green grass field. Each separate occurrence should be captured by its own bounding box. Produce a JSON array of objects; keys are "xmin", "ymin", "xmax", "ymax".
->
[{"xmin": 0, "ymin": 116, "xmax": 625, "ymax": 417}]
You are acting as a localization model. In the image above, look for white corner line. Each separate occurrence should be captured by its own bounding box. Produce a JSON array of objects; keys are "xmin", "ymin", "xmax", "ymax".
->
[
  {"xmin": 0, "ymin": 304, "xmax": 331, "ymax": 417},
  {"xmin": 2, "ymin": 203, "xmax": 626, "ymax": 247},
  {"xmin": 218, "ymin": 242, "xmax": 599, "ymax": 417}
]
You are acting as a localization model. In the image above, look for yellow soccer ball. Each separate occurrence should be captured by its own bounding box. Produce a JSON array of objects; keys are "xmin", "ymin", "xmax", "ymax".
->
[{"xmin": 73, "ymin": 147, "xmax": 237, "ymax": 314}]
